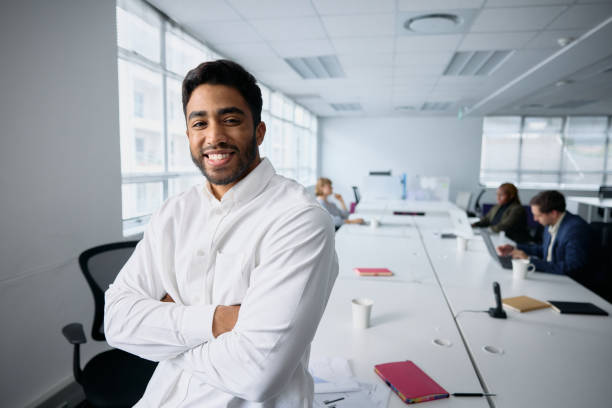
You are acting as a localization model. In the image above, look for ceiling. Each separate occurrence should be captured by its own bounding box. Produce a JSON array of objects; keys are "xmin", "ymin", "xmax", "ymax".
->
[{"xmin": 148, "ymin": 0, "xmax": 612, "ymax": 118}]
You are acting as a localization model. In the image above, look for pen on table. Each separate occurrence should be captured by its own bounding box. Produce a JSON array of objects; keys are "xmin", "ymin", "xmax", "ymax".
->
[
  {"xmin": 323, "ymin": 397, "xmax": 345, "ymax": 404},
  {"xmin": 453, "ymin": 393, "xmax": 496, "ymax": 397}
]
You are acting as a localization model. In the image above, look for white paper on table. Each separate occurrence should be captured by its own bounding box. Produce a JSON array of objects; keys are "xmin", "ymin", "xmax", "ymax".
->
[
  {"xmin": 309, "ymin": 356, "xmax": 360, "ymax": 393},
  {"xmin": 313, "ymin": 382, "xmax": 390, "ymax": 408}
]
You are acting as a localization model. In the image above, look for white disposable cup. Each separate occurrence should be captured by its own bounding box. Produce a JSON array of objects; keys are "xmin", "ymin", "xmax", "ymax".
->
[
  {"xmin": 370, "ymin": 218, "xmax": 380, "ymax": 229},
  {"xmin": 512, "ymin": 259, "xmax": 535, "ymax": 280},
  {"xmin": 351, "ymin": 298, "xmax": 374, "ymax": 329},
  {"xmin": 456, "ymin": 236, "xmax": 468, "ymax": 251}
]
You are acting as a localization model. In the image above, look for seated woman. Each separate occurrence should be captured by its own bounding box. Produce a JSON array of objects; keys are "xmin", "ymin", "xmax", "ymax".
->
[
  {"xmin": 471, "ymin": 182, "xmax": 531, "ymax": 243},
  {"xmin": 315, "ymin": 177, "xmax": 364, "ymax": 229}
]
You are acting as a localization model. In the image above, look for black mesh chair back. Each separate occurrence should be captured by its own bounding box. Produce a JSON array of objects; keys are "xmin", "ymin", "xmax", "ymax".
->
[{"xmin": 78, "ymin": 241, "xmax": 138, "ymax": 341}]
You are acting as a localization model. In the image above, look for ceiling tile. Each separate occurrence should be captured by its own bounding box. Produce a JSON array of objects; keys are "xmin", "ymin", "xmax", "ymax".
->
[
  {"xmin": 337, "ymin": 53, "xmax": 395, "ymax": 68},
  {"xmin": 459, "ymin": 32, "xmax": 536, "ymax": 50},
  {"xmin": 332, "ymin": 36, "xmax": 395, "ymax": 53},
  {"xmin": 149, "ymin": 0, "xmax": 242, "ymax": 22},
  {"xmin": 321, "ymin": 14, "xmax": 396, "ymax": 37},
  {"xmin": 523, "ymin": 29, "xmax": 585, "ymax": 49},
  {"xmin": 470, "ymin": 6, "xmax": 567, "ymax": 32},
  {"xmin": 190, "ymin": 21, "xmax": 263, "ymax": 44},
  {"xmin": 485, "ymin": 0, "xmax": 573, "ymax": 7},
  {"xmin": 218, "ymin": 42, "xmax": 278, "ymax": 59},
  {"xmin": 395, "ymin": 35, "xmax": 463, "ymax": 51},
  {"xmin": 312, "ymin": 0, "xmax": 395, "ymax": 15},
  {"xmin": 269, "ymin": 39, "xmax": 335, "ymax": 57},
  {"xmin": 227, "ymin": 0, "xmax": 317, "ymax": 19},
  {"xmin": 392, "ymin": 76, "xmax": 438, "ymax": 86},
  {"xmin": 394, "ymin": 51, "xmax": 453, "ymax": 67},
  {"xmin": 548, "ymin": 4, "xmax": 612, "ymax": 30},
  {"xmin": 250, "ymin": 17, "xmax": 327, "ymax": 41},
  {"xmin": 398, "ymin": 0, "xmax": 484, "ymax": 11},
  {"xmin": 394, "ymin": 64, "xmax": 446, "ymax": 76}
]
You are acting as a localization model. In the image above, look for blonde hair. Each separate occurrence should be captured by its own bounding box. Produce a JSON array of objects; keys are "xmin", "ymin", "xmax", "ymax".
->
[{"xmin": 315, "ymin": 177, "xmax": 332, "ymax": 196}]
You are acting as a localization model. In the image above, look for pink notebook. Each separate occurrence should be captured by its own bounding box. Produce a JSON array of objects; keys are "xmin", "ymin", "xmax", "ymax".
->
[
  {"xmin": 354, "ymin": 267, "xmax": 393, "ymax": 276},
  {"xmin": 374, "ymin": 361, "xmax": 449, "ymax": 404}
]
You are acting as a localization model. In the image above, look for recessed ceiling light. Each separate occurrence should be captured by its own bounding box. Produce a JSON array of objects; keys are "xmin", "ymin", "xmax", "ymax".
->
[{"xmin": 404, "ymin": 14, "xmax": 461, "ymax": 34}]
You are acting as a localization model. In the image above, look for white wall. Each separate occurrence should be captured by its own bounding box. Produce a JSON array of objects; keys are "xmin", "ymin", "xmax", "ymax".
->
[
  {"xmin": 0, "ymin": 1, "xmax": 123, "ymax": 407},
  {"xmin": 319, "ymin": 116, "xmax": 484, "ymax": 203}
]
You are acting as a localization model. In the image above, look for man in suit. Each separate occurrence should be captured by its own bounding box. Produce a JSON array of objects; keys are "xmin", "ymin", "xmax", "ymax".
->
[{"xmin": 497, "ymin": 190, "xmax": 591, "ymax": 276}]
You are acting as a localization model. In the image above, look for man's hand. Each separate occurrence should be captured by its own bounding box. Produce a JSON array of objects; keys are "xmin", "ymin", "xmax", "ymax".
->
[
  {"xmin": 212, "ymin": 305, "xmax": 241, "ymax": 338},
  {"xmin": 161, "ymin": 294, "xmax": 175, "ymax": 303},
  {"xmin": 496, "ymin": 244, "xmax": 514, "ymax": 256},
  {"xmin": 511, "ymin": 249, "xmax": 529, "ymax": 260},
  {"xmin": 346, "ymin": 218, "xmax": 365, "ymax": 225},
  {"xmin": 334, "ymin": 193, "xmax": 344, "ymax": 203}
]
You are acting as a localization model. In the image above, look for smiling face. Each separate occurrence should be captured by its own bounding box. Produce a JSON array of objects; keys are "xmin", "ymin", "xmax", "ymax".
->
[{"xmin": 185, "ymin": 84, "xmax": 265, "ymax": 199}]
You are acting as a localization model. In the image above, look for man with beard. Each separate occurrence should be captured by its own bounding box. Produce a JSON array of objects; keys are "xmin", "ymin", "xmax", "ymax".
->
[{"xmin": 105, "ymin": 60, "xmax": 338, "ymax": 407}]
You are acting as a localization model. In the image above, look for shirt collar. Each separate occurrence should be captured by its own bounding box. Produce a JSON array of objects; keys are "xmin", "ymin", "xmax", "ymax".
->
[
  {"xmin": 201, "ymin": 158, "xmax": 276, "ymax": 206},
  {"xmin": 548, "ymin": 211, "xmax": 566, "ymax": 235}
]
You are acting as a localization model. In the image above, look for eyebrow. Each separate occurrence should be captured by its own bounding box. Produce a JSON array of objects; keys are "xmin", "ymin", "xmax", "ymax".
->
[{"xmin": 187, "ymin": 106, "xmax": 246, "ymax": 121}]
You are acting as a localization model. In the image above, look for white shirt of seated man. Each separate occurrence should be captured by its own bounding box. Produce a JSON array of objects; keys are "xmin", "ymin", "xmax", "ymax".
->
[{"xmin": 104, "ymin": 68, "xmax": 338, "ymax": 407}]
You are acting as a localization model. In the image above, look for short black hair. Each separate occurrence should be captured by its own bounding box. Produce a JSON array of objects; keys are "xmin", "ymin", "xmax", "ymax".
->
[
  {"xmin": 529, "ymin": 190, "xmax": 566, "ymax": 213},
  {"xmin": 182, "ymin": 59, "xmax": 262, "ymax": 126}
]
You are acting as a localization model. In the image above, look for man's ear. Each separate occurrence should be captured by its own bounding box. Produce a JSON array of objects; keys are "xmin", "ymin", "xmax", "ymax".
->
[{"xmin": 255, "ymin": 121, "xmax": 266, "ymax": 146}]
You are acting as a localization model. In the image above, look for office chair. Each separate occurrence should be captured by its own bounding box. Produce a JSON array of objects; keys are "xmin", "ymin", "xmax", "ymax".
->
[
  {"xmin": 473, "ymin": 188, "xmax": 486, "ymax": 217},
  {"xmin": 62, "ymin": 241, "xmax": 157, "ymax": 408}
]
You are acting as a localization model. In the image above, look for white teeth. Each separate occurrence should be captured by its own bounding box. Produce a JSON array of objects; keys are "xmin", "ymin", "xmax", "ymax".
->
[{"xmin": 208, "ymin": 153, "xmax": 230, "ymax": 160}]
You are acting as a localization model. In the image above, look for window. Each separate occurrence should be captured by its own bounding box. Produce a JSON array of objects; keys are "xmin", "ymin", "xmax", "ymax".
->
[
  {"xmin": 117, "ymin": 0, "xmax": 318, "ymax": 236},
  {"xmin": 480, "ymin": 116, "xmax": 612, "ymax": 190}
]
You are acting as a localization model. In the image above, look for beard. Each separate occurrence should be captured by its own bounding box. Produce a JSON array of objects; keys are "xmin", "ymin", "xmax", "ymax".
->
[{"xmin": 191, "ymin": 132, "xmax": 258, "ymax": 186}]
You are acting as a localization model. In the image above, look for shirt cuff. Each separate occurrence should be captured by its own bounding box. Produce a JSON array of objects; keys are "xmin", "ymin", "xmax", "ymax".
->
[{"xmin": 180, "ymin": 304, "xmax": 217, "ymax": 346}]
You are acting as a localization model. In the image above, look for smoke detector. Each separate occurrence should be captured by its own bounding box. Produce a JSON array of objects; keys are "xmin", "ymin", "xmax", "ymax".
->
[
  {"xmin": 557, "ymin": 37, "xmax": 575, "ymax": 47},
  {"xmin": 404, "ymin": 14, "xmax": 461, "ymax": 34}
]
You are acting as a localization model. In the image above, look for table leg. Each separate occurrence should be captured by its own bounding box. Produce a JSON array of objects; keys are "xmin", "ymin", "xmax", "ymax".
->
[{"xmin": 587, "ymin": 205, "xmax": 592, "ymax": 223}]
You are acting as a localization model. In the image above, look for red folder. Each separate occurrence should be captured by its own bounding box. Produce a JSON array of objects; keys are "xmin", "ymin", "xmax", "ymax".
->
[
  {"xmin": 374, "ymin": 361, "xmax": 449, "ymax": 404},
  {"xmin": 354, "ymin": 267, "xmax": 393, "ymax": 276}
]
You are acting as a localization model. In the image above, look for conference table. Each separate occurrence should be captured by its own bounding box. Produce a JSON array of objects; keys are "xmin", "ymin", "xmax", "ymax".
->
[
  {"xmin": 567, "ymin": 196, "xmax": 612, "ymax": 223},
  {"xmin": 311, "ymin": 201, "xmax": 612, "ymax": 408}
]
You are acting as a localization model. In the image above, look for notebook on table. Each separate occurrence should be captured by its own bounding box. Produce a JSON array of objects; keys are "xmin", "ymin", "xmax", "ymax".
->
[
  {"xmin": 502, "ymin": 296, "xmax": 550, "ymax": 313},
  {"xmin": 547, "ymin": 301, "xmax": 609, "ymax": 316},
  {"xmin": 374, "ymin": 360, "xmax": 449, "ymax": 404},
  {"xmin": 354, "ymin": 267, "xmax": 393, "ymax": 276}
]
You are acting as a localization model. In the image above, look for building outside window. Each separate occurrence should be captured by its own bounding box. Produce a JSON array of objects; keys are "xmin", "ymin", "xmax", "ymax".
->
[
  {"xmin": 116, "ymin": 0, "xmax": 318, "ymax": 236},
  {"xmin": 480, "ymin": 116, "xmax": 612, "ymax": 190}
]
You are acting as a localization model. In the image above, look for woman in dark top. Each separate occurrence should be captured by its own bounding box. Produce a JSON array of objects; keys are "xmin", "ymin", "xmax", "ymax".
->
[{"xmin": 472, "ymin": 183, "xmax": 531, "ymax": 243}]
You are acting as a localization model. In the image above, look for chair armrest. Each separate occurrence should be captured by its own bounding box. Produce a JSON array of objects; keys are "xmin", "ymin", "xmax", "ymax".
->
[{"xmin": 62, "ymin": 323, "xmax": 87, "ymax": 345}]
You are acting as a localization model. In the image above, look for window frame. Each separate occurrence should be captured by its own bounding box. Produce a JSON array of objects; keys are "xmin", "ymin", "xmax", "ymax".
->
[
  {"xmin": 117, "ymin": 0, "xmax": 318, "ymax": 236},
  {"xmin": 480, "ymin": 115, "xmax": 612, "ymax": 190}
]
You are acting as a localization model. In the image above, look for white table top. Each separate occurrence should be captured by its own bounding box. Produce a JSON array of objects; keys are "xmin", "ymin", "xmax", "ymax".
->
[
  {"xmin": 311, "ymin": 279, "xmax": 488, "ymax": 408},
  {"xmin": 567, "ymin": 196, "xmax": 612, "ymax": 208},
  {"xmin": 313, "ymin": 202, "xmax": 611, "ymax": 407}
]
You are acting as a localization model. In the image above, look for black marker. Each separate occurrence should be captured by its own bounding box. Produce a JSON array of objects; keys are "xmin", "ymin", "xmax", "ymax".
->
[
  {"xmin": 323, "ymin": 397, "xmax": 345, "ymax": 404},
  {"xmin": 453, "ymin": 393, "xmax": 496, "ymax": 397}
]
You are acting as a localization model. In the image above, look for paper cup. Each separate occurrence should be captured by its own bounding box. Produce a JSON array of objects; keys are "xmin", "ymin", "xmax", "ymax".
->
[
  {"xmin": 370, "ymin": 218, "xmax": 380, "ymax": 229},
  {"xmin": 456, "ymin": 236, "xmax": 468, "ymax": 251},
  {"xmin": 351, "ymin": 298, "xmax": 374, "ymax": 329}
]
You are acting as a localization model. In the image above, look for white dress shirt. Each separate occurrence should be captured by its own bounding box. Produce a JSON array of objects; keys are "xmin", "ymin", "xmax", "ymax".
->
[
  {"xmin": 546, "ymin": 211, "xmax": 566, "ymax": 262},
  {"xmin": 104, "ymin": 158, "xmax": 338, "ymax": 407}
]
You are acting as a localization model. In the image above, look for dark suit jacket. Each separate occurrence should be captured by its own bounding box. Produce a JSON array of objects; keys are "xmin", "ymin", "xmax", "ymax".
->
[
  {"xmin": 473, "ymin": 201, "xmax": 531, "ymax": 243},
  {"xmin": 517, "ymin": 211, "xmax": 591, "ymax": 276}
]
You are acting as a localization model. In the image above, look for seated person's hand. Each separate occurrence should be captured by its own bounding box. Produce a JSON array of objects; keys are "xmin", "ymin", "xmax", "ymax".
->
[
  {"xmin": 511, "ymin": 249, "xmax": 528, "ymax": 260},
  {"xmin": 334, "ymin": 193, "xmax": 344, "ymax": 202},
  {"xmin": 346, "ymin": 218, "xmax": 364, "ymax": 225},
  {"xmin": 213, "ymin": 305, "xmax": 241, "ymax": 338},
  {"xmin": 496, "ymin": 244, "xmax": 514, "ymax": 256}
]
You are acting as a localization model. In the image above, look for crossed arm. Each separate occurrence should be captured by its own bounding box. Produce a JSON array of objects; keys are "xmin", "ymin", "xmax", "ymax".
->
[{"xmin": 104, "ymin": 207, "xmax": 337, "ymax": 401}]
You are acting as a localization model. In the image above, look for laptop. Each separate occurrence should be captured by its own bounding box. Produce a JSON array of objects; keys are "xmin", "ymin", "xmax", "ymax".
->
[
  {"xmin": 449, "ymin": 209, "xmax": 474, "ymax": 238},
  {"xmin": 480, "ymin": 229, "xmax": 512, "ymax": 269}
]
